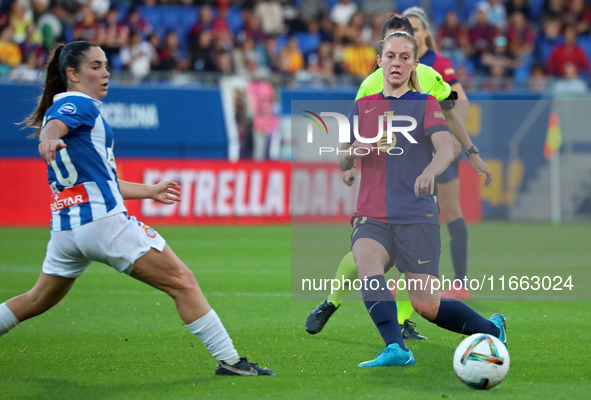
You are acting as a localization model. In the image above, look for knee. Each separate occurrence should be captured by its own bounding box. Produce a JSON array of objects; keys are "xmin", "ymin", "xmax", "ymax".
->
[{"xmin": 412, "ymin": 301, "xmax": 439, "ymax": 321}]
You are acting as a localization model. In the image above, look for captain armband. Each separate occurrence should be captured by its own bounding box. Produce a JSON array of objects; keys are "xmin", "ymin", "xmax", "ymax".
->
[{"xmin": 439, "ymin": 91, "xmax": 458, "ymax": 111}]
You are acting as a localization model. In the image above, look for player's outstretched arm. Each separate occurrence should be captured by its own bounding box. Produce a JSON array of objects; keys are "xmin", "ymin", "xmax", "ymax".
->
[
  {"xmin": 118, "ymin": 180, "xmax": 181, "ymax": 204},
  {"xmin": 38, "ymin": 119, "xmax": 69, "ymax": 165},
  {"xmin": 415, "ymin": 131, "xmax": 454, "ymax": 196}
]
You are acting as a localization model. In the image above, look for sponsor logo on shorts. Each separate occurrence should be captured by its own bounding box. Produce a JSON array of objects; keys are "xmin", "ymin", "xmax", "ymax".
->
[
  {"xmin": 59, "ymin": 103, "xmax": 77, "ymax": 115},
  {"xmin": 418, "ymin": 259, "xmax": 431, "ymax": 264},
  {"xmin": 50, "ymin": 184, "xmax": 89, "ymax": 212}
]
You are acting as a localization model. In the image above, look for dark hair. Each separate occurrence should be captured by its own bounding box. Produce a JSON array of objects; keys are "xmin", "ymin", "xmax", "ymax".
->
[
  {"xmin": 21, "ymin": 41, "xmax": 97, "ymax": 137},
  {"xmin": 381, "ymin": 14, "xmax": 414, "ymax": 40}
]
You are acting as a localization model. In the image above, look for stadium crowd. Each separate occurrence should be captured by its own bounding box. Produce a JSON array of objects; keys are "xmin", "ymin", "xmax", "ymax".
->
[{"xmin": 1, "ymin": 0, "xmax": 591, "ymax": 92}]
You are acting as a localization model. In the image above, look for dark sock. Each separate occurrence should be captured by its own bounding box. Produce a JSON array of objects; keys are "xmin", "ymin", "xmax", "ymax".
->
[
  {"xmin": 432, "ymin": 298, "xmax": 500, "ymax": 337},
  {"xmin": 362, "ymin": 275, "xmax": 407, "ymax": 350},
  {"xmin": 448, "ymin": 218, "xmax": 468, "ymax": 284}
]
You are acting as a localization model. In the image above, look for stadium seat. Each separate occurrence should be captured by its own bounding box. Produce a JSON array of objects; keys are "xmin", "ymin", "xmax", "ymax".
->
[
  {"xmin": 430, "ymin": 0, "xmax": 457, "ymax": 26},
  {"xmin": 180, "ymin": 6, "xmax": 200, "ymax": 33},
  {"xmin": 295, "ymin": 32, "xmax": 320, "ymax": 55},
  {"xmin": 397, "ymin": 0, "xmax": 421, "ymax": 12},
  {"xmin": 578, "ymin": 36, "xmax": 591, "ymax": 61},
  {"xmin": 529, "ymin": 0, "xmax": 545, "ymax": 20},
  {"xmin": 227, "ymin": 6, "xmax": 244, "ymax": 34},
  {"xmin": 138, "ymin": 6, "xmax": 162, "ymax": 30},
  {"xmin": 275, "ymin": 33, "xmax": 288, "ymax": 52},
  {"xmin": 461, "ymin": 0, "xmax": 481, "ymax": 22}
]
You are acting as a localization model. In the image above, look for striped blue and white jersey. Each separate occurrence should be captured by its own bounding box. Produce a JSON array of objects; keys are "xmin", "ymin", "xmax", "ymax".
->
[{"xmin": 44, "ymin": 92, "xmax": 126, "ymax": 231}]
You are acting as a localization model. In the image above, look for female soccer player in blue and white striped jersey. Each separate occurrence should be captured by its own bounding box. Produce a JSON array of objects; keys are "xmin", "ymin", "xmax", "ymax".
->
[{"xmin": 0, "ymin": 41, "xmax": 274, "ymax": 376}]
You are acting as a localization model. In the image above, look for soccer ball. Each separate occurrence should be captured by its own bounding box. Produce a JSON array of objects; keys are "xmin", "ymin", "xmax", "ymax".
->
[{"xmin": 453, "ymin": 333, "xmax": 510, "ymax": 389}]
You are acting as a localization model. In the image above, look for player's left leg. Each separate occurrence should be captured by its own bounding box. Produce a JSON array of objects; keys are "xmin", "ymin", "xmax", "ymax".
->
[
  {"xmin": 0, "ymin": 273, "xmax": 76, "ymax": 337},
  {"xmin": 131, "ymin": 245, "xmax": 275, "ymax": 375},
  {"xmin": 437, "ymin": 177, "xmax": 470, "ymax": 299},
  {"xmin": 405, "ymin": 272, "xmax": 506, "ymax": 346}
]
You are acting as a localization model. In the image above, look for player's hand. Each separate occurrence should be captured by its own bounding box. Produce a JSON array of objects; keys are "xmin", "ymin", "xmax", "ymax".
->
[
  {"xmin": 151, "ymin": 180, "xmax": 181, "ymax": 204},
  {"xmin": 343, "ymin": 167, "xmax": 358, "ymax": 186},
  {"xmin": 468, "ymin": 154, "xmax": 493, "ymax": 188},
  {"xmin": 348, "ymin": 141, "xmax": 373, "ymax": 159},
  {"xmin": 39, "ymin": 139, "xmax": 67, "ymax": 165},
  {"xmin": 414, "ymin": 172, "xmax": 436, "ymax": 196}
]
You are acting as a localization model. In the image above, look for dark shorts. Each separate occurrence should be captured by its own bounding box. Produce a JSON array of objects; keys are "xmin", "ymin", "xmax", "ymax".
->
[
  {"xmin": 351, "ymin": 217, "xmax": 441, "ymax": 276},
  {"xmin": 436, "ymin": 158, "xmax": 459, "ymax": 183}
]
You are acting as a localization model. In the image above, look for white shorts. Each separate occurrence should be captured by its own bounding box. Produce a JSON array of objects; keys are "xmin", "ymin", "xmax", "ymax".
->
[{"xmin": 42, "ymin": 213, "xmax": 166, "ymax": 279}]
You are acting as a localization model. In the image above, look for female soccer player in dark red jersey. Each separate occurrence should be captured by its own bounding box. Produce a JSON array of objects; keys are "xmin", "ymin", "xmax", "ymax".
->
[{"xmin": 338, "ymin": 31, "xmax": 506, "ymax": 367}]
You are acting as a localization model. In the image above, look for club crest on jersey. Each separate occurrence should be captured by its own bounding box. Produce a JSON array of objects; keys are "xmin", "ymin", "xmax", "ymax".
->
[{"xmin": 59, "ymin": 103, "xmax": 77, "ymax": 115}]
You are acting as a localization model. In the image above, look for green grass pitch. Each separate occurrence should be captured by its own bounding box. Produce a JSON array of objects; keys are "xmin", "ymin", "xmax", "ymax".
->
[{"xmin": 0, "ymin": 223, "xmax": 589, "ymax": 400}]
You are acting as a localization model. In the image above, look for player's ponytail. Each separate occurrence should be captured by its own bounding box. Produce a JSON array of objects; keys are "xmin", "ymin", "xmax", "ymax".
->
[{"xmin": 21, "ymin": 44, "xmax": 67, "ymax": 137}]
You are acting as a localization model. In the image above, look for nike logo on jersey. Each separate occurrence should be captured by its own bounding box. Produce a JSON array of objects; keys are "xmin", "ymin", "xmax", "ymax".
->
[{"xmin": 365, "ymin": 107, "xmax": 377, "ymax": 113}]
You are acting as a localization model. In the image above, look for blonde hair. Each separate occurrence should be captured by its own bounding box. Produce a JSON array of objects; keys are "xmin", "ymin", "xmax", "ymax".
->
[
  {"xmin": 381, "ymin": 31, "xmax": 422, "ymax": 92},
  {"xmin": 403, "ymin": 7, "xmax": 438, "ymax": 52}
]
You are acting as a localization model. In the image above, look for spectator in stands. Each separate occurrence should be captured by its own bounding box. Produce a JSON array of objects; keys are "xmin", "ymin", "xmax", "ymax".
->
[
  {"xmin": 188, "ymin": 4, "xmax": 214, "ymax": 48},
  {"xmin": 261, "ymin": 34, "xmax": 280, "ymax": 72},
  {"xmin": 342, "ymin": 33, "xmax": 375, "ymax": 79},
  {"xmin": 361, "ymin": 0, "xmax": 391, "ymax": 17},
  {"xmin": 254, "ymin": 0, "xmax": 285, "ymax": 35},
  {"xmin": 119, "ymin": 29, "xmax": 158, "ymax": 79},
  {"xmin": 9, "ymin": 0, "xmax": 34, "ymax": 44},
  {"xmin": 437, "ymin": 10, "xmax": 470, "ymax": 66},
  {"xmin": 8, "ymin": 50, "xmax": 39, "ymax": 82},
  {"xmin": 278, "ymin": 35, "xmax": 304, "ymax": 75},
  {"xmin": 529, "ymin": 63, "xmax": 548, "ymax": 91},
  {"xmin": 18, "ymin": 23, "xmax": 44, "ymax": 64},
  {"xmin": 564, "ymin": 0, "xmax": 591, "ymax": 36},
  {"xmin": 240, "ymin": 8, "xmax": 265, "ymax": 43},
  {"xmin": 343, "ymin": 11, "xmax": 370, "ymax": 45},
  {"xmin": 505, "ymin": 0, "xmax": 531, "ymax": 21},
  {"xmin": 211, "ymin": 3, "xmax": 231, "ymax": 37},
  {"xmin": 246, "ymin": 77, "xmax": 280, "ymax": 160},
  {"xmin": 534, "ymin": 14, "xmax": 562, "ymax": 65},
  {"xmin": 125, "ymin": 6, "xmax": 152, "ymax": 38},
  {"xmin": 456, "ymin": 63, "xmax": 476, "ymax": 92},
  {"xmin": 468, "ymin": 7, "xmax": 498, "ymax": 73},
  {"xmin": 473, "ymin": 0, "xmax": 507, "ymax": 30},
  {"xmin": 0, "ymin": 23, "xmax": 22, "ymax": 75},
  {"xmin": 507, "ymin": 11, "xmax": 535, "ymax": 58},
  {"xmin": 37, "ymin": 4, "xmax": 64, "ymax": 51},
  {"xmin": 214, "ymin": 48, "xmax": 234, "ymax": 75},
  {"xmin": 482, "ymin": 36, "xmax": 519, "ymax": 78},
  {"xmin": 190, "ymin": 29, "xmax": 217, "ymax": 72},
  {"xmin": 298, "ymin": 0, "xmax": 329, "ymax": 32},
  {"xmin": 546, "ymin": 26, "xmax": 590, "ymax": 77},
  {"xmin": 307, "ymin": 40, "xmax": 336, "ymax": 84},
  {"xmin": 330, "ymin": 0, "xmax": 357, "ymax": 44},
  {"xmin": 157, "ymin": 30, "xmax": 189, "ymax": 71},
  {"xmin": 542, "ymin": 0, "xmax": 565, "ymax": 20},
  {"xmin": 73, "ymin": 4, "xmax": 101, "ymax": 44},
  {"xmin": 99, "ymin": 6, "xmax": 129, "ymax": 64},
  {"xmin": 482, "ymin": 64, "xmax": 513, "ymax": 91},
  {"xmin": 553, "ymin": 61, "xmax": 589, "ymax": 93}
]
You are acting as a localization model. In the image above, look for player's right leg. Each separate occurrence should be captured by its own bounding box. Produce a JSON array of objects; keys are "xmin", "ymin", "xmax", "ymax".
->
[
  {"xmin": 131, "ymin": 245, "xmax": 275, "ymax": 376},
  {"xmin": 353, "ymin": 237, "xmax": 414, "ymax": 367},
  {"xmin": 305, "ymin": 251, "xmax": 356, "ymax": 334},
  {"xmin": 0, "ymin": 273, "xmax": 76, "ymax": 336}
]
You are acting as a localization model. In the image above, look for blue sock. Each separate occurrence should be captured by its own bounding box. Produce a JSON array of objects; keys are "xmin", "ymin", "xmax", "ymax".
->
[
  {"xmin": 362, "ymin": 275, "xmax": 407, "ymax": 350},
  {"xmin": 448, "ymin": 218, "xmax": 468, "ymax": 283},
  {"xmin": 432, "ymin": 298, "xmax": 500, "ymax": 337}
]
